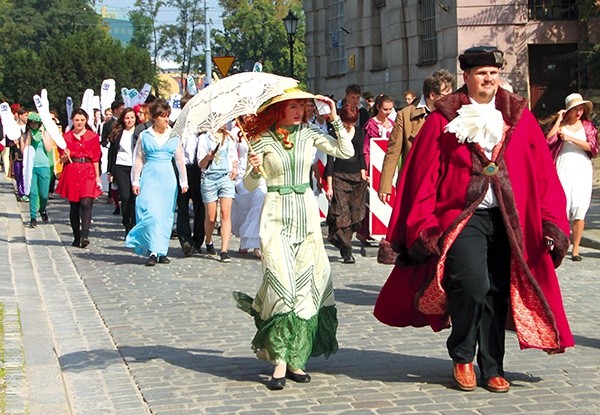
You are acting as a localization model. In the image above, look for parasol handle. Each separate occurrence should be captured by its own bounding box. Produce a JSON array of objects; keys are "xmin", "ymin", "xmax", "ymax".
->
[{"xmin": 236, "ymin": 119, "xmax": 267, "ymax": 178}]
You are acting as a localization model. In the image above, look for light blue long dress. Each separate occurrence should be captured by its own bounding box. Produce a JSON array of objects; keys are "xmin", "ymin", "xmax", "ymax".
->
[{"xmin": 125, "ymin": 128, "xmax": 187, "ymax": 257}]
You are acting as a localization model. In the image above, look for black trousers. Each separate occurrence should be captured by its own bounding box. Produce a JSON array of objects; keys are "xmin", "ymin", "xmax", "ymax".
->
[
  {"xmin": 176, "ymin": 164, "xmax": 205, "ymax": 249},
  {"xmin": 444, "ymin": 208, "xmax": 511, "ymax": 380},
  {"xmin": 112, "ymin": 164, "xmax": 136, "ymax": 230}
]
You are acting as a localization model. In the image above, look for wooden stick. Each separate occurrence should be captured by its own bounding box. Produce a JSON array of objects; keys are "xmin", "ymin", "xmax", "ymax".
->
[{"xmin": 236, "ymin": 117, "xmax": 267, "ymax": 178}]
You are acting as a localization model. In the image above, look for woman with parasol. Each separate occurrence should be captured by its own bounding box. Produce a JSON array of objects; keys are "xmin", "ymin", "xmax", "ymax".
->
[{"xmin": 233, "ymin": 88, "xmax": 355, "ymax": 390}]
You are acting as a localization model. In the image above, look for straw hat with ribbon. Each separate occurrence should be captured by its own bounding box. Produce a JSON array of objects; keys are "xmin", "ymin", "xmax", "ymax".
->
[
  {"xmin": 258, "ymin": 88, "xmax": 316, "ymax": 113},
  {"xmin": 564, "ymin": 93, "xmax": 593, "ymax": 113}
]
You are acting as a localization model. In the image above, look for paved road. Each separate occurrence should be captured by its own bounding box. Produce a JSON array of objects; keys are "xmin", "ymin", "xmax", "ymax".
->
[{"xmin": 2, "ymin": 176, "xmax": 600, "ymax": 415}]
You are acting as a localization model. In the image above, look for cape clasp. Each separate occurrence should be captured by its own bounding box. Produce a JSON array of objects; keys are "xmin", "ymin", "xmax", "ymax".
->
[{"xmin": 483, "ymin": 162, "xmax": 498, "ymax": 176}]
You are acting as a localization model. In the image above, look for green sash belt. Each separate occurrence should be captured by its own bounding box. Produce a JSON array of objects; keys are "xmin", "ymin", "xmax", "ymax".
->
[{"xmin": 267, "ymin": 183, "xmax": 310, "ymax": 195}]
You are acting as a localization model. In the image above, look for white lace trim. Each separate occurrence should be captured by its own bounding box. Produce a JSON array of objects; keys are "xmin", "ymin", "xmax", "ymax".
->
[{"xmin": 444, "ymin": 104, "xmax": 504, "ymax": 151}]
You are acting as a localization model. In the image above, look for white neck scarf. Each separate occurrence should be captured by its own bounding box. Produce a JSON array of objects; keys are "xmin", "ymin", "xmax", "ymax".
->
[{"xmin": 444, "ymin": 101, "xmax": 504, "ymax": 151}]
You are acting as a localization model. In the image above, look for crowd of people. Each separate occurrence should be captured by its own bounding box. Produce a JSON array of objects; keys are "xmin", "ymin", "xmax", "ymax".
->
[{"xmin": 0, "ymin": 45, "xmax": 597, "ymax": 393}]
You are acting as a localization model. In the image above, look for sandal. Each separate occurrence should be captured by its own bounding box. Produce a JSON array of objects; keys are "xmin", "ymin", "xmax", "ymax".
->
[
  {"xmin": 571, "ymin": 255, "xmax": 582, "ymax": 261},
  {"xmin": 253, "ymin": 249, "xmax": 262, "ymax": 259}
]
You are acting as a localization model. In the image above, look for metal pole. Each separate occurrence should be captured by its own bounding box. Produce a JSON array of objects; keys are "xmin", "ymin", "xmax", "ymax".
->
[
  {"xmin": 289, "ymin": 35, "xmax": 294, "ymax": 78},
  {"xmin": 204, "ymin": 0, "xmax": 211, "ymax": 85}
]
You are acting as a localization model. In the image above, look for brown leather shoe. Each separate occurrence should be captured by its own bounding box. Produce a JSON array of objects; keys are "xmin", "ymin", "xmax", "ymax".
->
[
  {"xmin": 486, "ymin": 376, "xmax": 510, "ymax": 393},
  {"xmin": 453, "ymin": 362, "xmax": 476, "ymax": 391}
]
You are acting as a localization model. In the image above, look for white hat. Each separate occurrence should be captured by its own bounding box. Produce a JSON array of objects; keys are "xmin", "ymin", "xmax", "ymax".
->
[{"xmin": 564, "ymin": 93, "xmax": 592, "ymax": 113}]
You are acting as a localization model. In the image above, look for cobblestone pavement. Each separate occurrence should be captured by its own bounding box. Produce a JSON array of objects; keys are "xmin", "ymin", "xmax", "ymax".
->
[{"xmin": 2, "ymin": 175, "xmax": 600, "ymax": 415}]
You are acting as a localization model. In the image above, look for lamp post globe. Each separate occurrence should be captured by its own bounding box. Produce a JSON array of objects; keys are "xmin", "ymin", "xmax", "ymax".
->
[{"xmin": 282, "ymin": 10, "xmax": 299, "ymax": 78}]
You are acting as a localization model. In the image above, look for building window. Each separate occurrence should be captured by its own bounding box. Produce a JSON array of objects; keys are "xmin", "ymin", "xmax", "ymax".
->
[
  {"xmin": 328, "ymin": 0, "xmax": 346, "ymax": 76},
  {"xmin": 370, "ymin": 0, "xmax": 386, "ymax": 70},
  {"xmin": 528, "ymin": 0, "xmax": 578, "ymax": 20},
  {"xmin": 418, "ymin": 0, "xmax": 437, "ymax": 65}
]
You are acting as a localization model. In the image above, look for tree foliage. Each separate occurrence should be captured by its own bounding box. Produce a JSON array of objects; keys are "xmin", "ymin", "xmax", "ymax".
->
[
  {"xmin": 129, "ymin": 0, "xmax": 166, "ymax": 71},
  {"xmin": 0, "ymin": 0, "xmax": 155, "ymax": 117},
  {"xmin": 214, "ymin": 0, "xmax": 306, "ymax": 82},
  {"xmin": 160, "ymin": 0, "xmax": 205, "ymax": 80},
  {"xmin": 577, "ymin": 0, "xmax": 600, "ymax": 88}
]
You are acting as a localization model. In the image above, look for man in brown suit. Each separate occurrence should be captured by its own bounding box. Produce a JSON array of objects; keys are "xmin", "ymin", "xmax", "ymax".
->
[{"xmin": 378, "ymin": 70, "xmax": 454, "ymax": 203}]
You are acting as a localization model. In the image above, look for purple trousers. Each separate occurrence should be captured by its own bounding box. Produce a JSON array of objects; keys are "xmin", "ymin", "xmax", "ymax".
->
[{"xmin": 12, "ymin": 160, "xmax": 25, "ymax": 197}]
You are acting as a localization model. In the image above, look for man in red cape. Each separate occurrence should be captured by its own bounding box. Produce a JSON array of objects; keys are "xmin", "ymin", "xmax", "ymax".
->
[{"xmin": 374, "ymin": 46, "xmax": 573, "ymax": 393}]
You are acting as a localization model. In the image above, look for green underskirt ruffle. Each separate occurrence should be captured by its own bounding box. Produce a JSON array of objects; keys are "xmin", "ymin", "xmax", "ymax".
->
[{"xmin": 233, "ymin": 291, "xmax": 339, "ymax": 370}]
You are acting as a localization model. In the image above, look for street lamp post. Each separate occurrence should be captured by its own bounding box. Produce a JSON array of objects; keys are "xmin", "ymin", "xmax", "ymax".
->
[{"xmin": 282, "ymin": 10, "xmax": 299, "ymax": 78}]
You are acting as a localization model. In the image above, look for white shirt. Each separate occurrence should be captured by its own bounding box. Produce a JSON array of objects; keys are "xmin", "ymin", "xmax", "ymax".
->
[
  {"xmin": 196, "ymin": 131, "xmax": 238, "ymax": 172},
  {"xmin": 182, "ymin": 133, "xmax": 199, "ymax": 165},
  {"xmin": 311, "ymin": 118, "xmax": 329, "ymax": 134},
  {"xmin": 417, "ymin": 95, "xmax": 433, "ymax": 113},
  {"xmin": 116, "ymin": 129, "xmax": 134, "ymax": 167}
]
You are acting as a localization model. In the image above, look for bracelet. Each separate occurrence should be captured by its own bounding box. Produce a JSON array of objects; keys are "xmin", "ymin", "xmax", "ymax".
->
[{"xmin": 250, "ymin": 170, "xmax": 261, "ymax": 179}]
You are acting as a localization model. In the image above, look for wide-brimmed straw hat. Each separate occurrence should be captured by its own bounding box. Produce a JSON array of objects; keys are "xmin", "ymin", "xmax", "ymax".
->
[
  {"xmin": 258, "ymin": 88, "xmax": 316, "ymax": 113},
  {"xmin": 564, "ymin": 93, "xmax": 593, "ymax": 113}
]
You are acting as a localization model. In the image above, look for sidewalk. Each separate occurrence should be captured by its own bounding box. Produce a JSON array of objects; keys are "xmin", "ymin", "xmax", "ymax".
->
[{"xmin": 0, "ymin": 176, "xmax": 149, "ymax": 414}]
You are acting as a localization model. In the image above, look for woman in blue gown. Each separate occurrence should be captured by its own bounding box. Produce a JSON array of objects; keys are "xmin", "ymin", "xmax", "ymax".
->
[{"xmin": 125, "ymin": 99, "xmax": 188, "ymax": 266}]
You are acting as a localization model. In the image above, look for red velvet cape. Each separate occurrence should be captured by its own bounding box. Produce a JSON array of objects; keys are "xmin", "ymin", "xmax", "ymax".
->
[{"xmin": 374, "ymin": 87, "xmax": 574, "ymax": 352}]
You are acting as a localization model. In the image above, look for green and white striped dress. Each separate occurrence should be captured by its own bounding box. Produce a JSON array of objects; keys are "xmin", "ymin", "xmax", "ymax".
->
[{"xmin": 234, "ymin": 119, "xmax": 354, "ymax": 370}]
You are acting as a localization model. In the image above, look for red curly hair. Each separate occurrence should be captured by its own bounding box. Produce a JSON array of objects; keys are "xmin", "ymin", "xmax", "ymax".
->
[{"xmin": 244, "ymin": 99, "xmax": 308, "ymax": 150}]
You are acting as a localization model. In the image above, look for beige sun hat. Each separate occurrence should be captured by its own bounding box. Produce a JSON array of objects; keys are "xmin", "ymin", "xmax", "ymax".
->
[
  {"xmin": 564, "ymin": 93, "xmax": 593, "ymax": 113},
  {"xmin": 258, "ymin": 88, "xmax": 316, "ymax": 113}
]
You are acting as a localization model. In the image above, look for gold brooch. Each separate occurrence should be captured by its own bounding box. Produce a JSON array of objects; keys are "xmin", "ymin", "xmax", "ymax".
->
[{"xmin": 483, "ymin": 162, "xmax": 498, "ymax": 176}]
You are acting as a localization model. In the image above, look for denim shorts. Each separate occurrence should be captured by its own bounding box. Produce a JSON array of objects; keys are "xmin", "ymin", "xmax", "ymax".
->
[{"xmin": 201, "ymin": 171, "xmax": 235, "ymax": 203}]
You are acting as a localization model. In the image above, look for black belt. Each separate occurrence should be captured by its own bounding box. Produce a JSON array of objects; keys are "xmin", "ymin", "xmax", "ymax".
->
[{"xmin": 71, "ymin": 157, "xmax": 92, "ymax": 163}]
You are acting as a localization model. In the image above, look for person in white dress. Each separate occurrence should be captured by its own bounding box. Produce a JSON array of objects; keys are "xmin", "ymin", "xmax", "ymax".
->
[
  {"xmin": 230, "ymin": 119, "xmax": 265, "ymax": 258},
  {"xmin": 546, "ymin": 93, "xmax": 599, "ymax": 261}
]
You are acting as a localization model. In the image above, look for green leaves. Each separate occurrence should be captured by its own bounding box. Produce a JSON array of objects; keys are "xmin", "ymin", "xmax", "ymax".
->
[
  {"xmin": 214, "ymin": 0, "xmax": 306, "ymax": 83},
  {"xmin": 0, "ymin": 0, "xmax": 156, "ymax": 116}
]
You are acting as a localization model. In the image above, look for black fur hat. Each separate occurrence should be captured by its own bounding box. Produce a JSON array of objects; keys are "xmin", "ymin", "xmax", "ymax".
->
[{"xmin": 458, "ymin": 46, "xmax": 504, "ymax": 70}]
